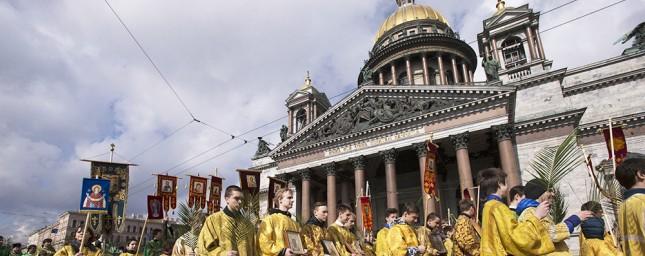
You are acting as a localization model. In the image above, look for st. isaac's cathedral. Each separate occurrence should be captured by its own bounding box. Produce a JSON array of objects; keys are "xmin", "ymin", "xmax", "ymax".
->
[{"xmin": 250, "ymin": 0, "xmax": 645, "ymax": 251}]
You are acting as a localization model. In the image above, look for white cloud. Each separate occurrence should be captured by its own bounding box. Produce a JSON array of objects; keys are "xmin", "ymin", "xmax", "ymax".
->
[{"xmin": 1, "ymin": 0, "xmax": 642, "ymax": 242}]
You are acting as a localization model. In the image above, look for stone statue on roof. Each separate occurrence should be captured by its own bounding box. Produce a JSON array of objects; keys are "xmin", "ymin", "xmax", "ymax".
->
[
  {"xmin": 615, "ymin": 21, "xmax": 645, "ymax": 55},
  {"xmin": 254, "ymin": 137, "xmax": 272, "ymax": 158},
  {"xmin": 279, "ymin": 125, "xmax": 288, "ymax": 142},
  {"xmin": 482, "ymin": 55, "xmax": 500, "ymax": 81}
]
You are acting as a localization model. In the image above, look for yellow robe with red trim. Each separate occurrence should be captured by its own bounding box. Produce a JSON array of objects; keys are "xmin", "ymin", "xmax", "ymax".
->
[
  {"xmin": 197, "ymin": 211, "xmax": 256, "ymax": 256},
  {"xmin": 617, "ymin": 193, "xmax": 645, "ymax": 256},
  {"xmin": 453, "ymin": 215, "xmax": 480, "ymax": 256},
  {"xmin": 518, "ymin": 207, "xmax": 571, "ymax": 255},
  {"xmin": 258, "ymin": 213, "xmax": 301, "ymax": 256},
  {"xmin": 53, "ymin": 245, "xmax": 103, "ymax": 256},
  {"xmin": 302, "ymin": 223, "xmax": 326, "ymax": 256},
  {"xmin": 580, "ymin": 238, "xmax": 623, "ymax": 256},
  {"xmin": 387, "ymin": 224, "xmax": 420, "ymax": 256},
  {"xmin": 480, "ymin": 199, "xmax": 554, "ymax": 256},
  {"xmin": 326, "ymin": 224, "xmax": 357, "ymax": 256},
  {"xmin": 375, "ymin": 228, "xmax": 390, "ymax": 256}
]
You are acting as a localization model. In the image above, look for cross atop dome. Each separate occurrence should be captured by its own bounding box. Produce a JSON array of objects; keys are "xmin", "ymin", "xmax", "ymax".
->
[
  {"xmin": 301, "ymin": 71, "xmax": 312, "ymax": 90},
  {"xmin": 396, "ymin": 0, "xmax": 415, "ymax": 7}
]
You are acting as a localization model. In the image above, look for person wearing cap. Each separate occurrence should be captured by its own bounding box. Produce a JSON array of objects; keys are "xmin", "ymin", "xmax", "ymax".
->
[
  {"xmin": 579, "ymin": 217, "xmax": 622, "ymax": 256},
  {"xmin": 516, "ymin": 178, "xmax": 593, "ymax": 255}
]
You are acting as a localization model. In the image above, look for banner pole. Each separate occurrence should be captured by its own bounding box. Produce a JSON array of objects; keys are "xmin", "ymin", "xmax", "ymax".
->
[
  {"xmin": 79, "ymin": 213, "xmax": 91, "ymax": 253},
  {"xmin": 136, "ymin": 217, "xmax": 149, "ymax": 256},
  {"xmin": 608, "ymin": 118, "xmax": 617, "ymax": 174}
]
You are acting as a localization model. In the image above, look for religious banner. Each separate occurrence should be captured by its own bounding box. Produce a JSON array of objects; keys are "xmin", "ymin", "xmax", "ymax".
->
[
  {"xmin": 268, "ymin": 177, "xmax": 288, "ymax": 210},
  {"xmin": 147, "ymin": 195, "xmax": 164, "ymax": 220},
  {"xmin": 208, "ymin": 176, "xmax": 223, "ymax": 214},
  {"xmin": 237, "ymin": 169, "xmax": 261, "ymax": 194},
  {"xmin": 602, "ymin": 127, "xmax": 628, "ymax": 167},
  {"xmin": 157, "ymin": 175, "xmax": 178, "ymax": 212},
  {"xmin": 424, "ymin": 142, "xmax": 439, "ymax": 198},
  {"xmin": 359, "ymin": 196, "xmax": 373, "ymax": 232},
  {"xmin": 89, "ymin": 160, "xmax": 132, "ymax": 233},
  {"xmin": 80, "ymin": 178, "xmax": 111, "ymax": 214},
  {"xmin": 188, "ymin": 176, "xmax": 208, "ymax": 209}
]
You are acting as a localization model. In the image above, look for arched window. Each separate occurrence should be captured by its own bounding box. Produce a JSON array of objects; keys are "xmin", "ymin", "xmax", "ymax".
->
[
  {"xmin": 501, "ymin": 36, "xmax": 526, "ymax": 68},
  {"xmin": 295, "ymin": 109, "xmax": 306, "ymax": 132},
  {"xmin": 397, "ymin": 72, "xmax": 410, "ymax": 85}
]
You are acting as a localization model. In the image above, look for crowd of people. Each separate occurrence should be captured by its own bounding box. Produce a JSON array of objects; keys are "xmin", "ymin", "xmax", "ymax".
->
[{"xmin": 1, "ymin": 157, "xmax": 643, "ymax": 256}]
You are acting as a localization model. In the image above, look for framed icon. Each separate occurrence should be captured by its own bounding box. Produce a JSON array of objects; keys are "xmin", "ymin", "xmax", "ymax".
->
[
  {"xmin": 80, "ymin": 178, "xmax": 111, "ymax": 214},
  {"xmin": 321, "ymin": 240, "xmax": 339, "ymax": 256},
  {"xmin": 283, "ymin": 231, "xmax": 306, "ymax": 255}
]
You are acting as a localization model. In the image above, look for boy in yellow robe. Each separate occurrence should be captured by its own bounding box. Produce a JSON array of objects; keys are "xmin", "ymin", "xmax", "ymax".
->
[
  {"xmin": 477, "ymin": 168, "xmax": 554, "ymax": 256},
  {"xmin": 443, "ymin": 226, "xmax": 454, "ymax": 256},
  {"xmin": 54, "ymin": 227, "xmax": 103, "ymax": 256},
  {"xmin": 579, "ymin": 217, "xmax": 623, "ymax": 256},
  {"xmin": 258, "ymin": 187, "xmax": 302, "ymax": 256},
  {"xmin": 375, "ymin": 208, "xmax": 398, "ymax": 256},
  {"xmin": 453, "ymin": 200, "xmax": 479, "ymax": 256},
  {"xmin": 516, "ymin": 178, "xmax": 592, "ymax": 255},
  {"xmin": 302, "ymin": 202, "xmax": 328, "ymax": 256},
  {"xmin": 387, "ymin": 204, "xmax": 426, "ymax": 256},
  {"xmin": 119, "ymin": 240, "xmax": 141, "ymax": 256},
  {"xmin": 326, "ymin": 204, "xmax": 359, "ymax": 256},
  {"xmin": 417, "ymin": 213, "xmax": 443, "ymax": 255},
  {"xmin": 578, "ymin": 201, "xmax": 619, "ymax": 255},
  {"xmin": 615, "ymin": 157, "xmax": 645, "ymax": 255},
  {"xmin": 198, "ymin": 185, "xmax": 256, "ymax": 256}
]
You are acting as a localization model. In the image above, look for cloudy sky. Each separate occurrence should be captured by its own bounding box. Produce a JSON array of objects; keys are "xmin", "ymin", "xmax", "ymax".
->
[{"xmin": 1, "ymin": 0, "xmax": 643, "ymax": 241}]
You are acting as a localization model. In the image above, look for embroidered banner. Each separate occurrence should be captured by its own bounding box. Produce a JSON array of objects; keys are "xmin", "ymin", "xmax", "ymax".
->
[
  {"xmin": 602, "ymin": 127, "xmax": 628, "ymax": 167},
  {"xmin": 237, "ymin": 169, "xmax": 261, "ymax": 195},
  {"xmin": 188, "ymin": 176, "xmax": 208, "ymax": 209},
  {"xmin": 268, "ymin": 177, "xmax": 288, "ymax": 210},
  {"xmin": 90, "ymin": 161, "xmax": 131, "ymax": 233},
  {"xmin": 157, "ymin": 175, "xmax": 178, "ymax": 212},
  {"xmin": 147, "ymin": 195, "xmax": 164, "ymax": 220},
  {"xmin": 208, "ymin": 176, "xmax": 223, "ymax": 214},
  {"xmin": 424, "ymin": 142, "xmax": 439, "ymax": 198},
  {"xmin": 359, "ymin": 196, "xmax": 373, "ymax": 232}
]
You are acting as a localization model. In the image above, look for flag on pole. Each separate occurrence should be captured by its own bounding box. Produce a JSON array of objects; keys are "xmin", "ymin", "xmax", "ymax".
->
[
  {"xmin": 208, "ymin": 176, "xmax": 223, "ymax": 214},
  {"xmin": 188, "ymin": 175, "xmax": 208, "ymax": 209},
  {"xmin": 157, "ymin": 175, "xmax": 178, "ymax": 212},
  {"xmin": 237, "ymin": 169, "xmax": 262, "ymax": 194},
  {"xmin": 424, "ymin": 142, "xmax": 439, "ymax": 198},
  {"xmin": 268, "ymin": 177, "xmax": 288, "ymax": 209},
  {"xmin": 87, "ymin": 160, "xmax": 134, "ymax": 233},
  {"xmin": 602, "ymin": 127, "xmax": 628, "ymax": 167},
  {"xmin": 359, "ymin": 196, "xmax": 373, "ymax": 232}
]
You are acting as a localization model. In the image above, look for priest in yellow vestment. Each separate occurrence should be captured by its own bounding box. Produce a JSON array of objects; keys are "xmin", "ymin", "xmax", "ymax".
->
[
  {"xmin": 387, "ymin": 204, "xmax": 426, "ymax": 256},
  {"xmin": 375, "ymin": 208, "xmax": 398, "ymax": 256},
  {"xmin": 302, "ymin": 202, "xmax": 328, "ymax": 256},
  {"xmin": 615, "ymin": 157, "xmax": 645, "ymax": 256},
  {"xmin": 258, "ymin": 188, "xmax": 302, "ymax": 256},
  {"xmin": 326, "ymin": 204, "xmax": 359, "ymax": 256},
  {"xmin": 54, "ymin": 227, "xmax": 103, "ymax": 256}
]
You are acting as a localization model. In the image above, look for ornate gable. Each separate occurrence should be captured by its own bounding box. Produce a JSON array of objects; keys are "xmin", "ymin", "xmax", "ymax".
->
[
  {"xmin": 272, "ymin": 85, "xmax": 514, "ymax": 159},
  {"xmin": 484, "ymin": 4, "xmax": 532, "ymax": 28}
]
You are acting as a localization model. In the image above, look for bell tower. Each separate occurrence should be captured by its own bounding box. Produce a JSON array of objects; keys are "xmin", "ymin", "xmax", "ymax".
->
[
  {"xmin": 285, "ymin": 72, "xmax": 331, "ymax": 134},
  {"xmin": 477, "ymin": 1, "xmax": 552, "ymax": 83}
]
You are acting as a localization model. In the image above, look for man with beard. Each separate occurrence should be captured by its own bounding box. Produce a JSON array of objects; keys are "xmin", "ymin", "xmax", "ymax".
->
[
  {"xmin": 302, "ymin": 202, "xmax": 328, "ymax": 256},
  {"xmin": 198, "ymin": 185, "xmax": 256, "ymax": 256}
]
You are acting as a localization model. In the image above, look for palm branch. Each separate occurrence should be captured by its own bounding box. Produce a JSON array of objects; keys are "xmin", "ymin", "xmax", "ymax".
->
[
  {"xmin": 528, "ymin": 129, "xmax": 583, "ymax": 222},
  {"xmin": 176, "ymin": 202, "xmax": 206, "ymax": 250},
  {"xmin": 222, "ymin": 191, "xmax": 260, "ymax": 250}
]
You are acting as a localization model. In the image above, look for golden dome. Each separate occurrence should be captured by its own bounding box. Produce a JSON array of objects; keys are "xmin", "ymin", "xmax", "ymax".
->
[{"xmin": 375, "ymin": 4, "xmax": 449, "ymax": 41}]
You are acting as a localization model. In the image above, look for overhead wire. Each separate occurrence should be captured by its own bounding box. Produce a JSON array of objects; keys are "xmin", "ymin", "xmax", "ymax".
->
[{"xmin": 128, "ymin": 119, "xmax": 195, "ymax": 161}]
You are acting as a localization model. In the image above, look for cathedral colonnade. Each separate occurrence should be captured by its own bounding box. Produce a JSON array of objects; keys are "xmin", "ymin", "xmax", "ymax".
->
[
  {"xmin": 285, "ymin": 124, "xmax": 521, "ymax": 227},
  {"xmin": 375, "ymin": 52, "xmax": 474, "ymax": 86}
]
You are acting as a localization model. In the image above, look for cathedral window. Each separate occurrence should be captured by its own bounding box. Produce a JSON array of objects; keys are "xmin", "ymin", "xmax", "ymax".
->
[
  {"xmin": 295, "ymin": 109, "xmax": 306, "ymax": 132},
  {"xmin": 501, "ymin": 36, "xmax": 526, "ymax": 68}
]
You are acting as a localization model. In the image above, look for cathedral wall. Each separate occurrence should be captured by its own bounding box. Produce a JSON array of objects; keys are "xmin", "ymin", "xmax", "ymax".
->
[
  {"xmin": 563, "ymin": 78, "xmax": 645, "ymax": 124},
  {"xmin": 513, "ymin": 79, "xmax": 569, "ymax": 122}
]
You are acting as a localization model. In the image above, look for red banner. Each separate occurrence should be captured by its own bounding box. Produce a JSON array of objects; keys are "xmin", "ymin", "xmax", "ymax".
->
[
  {"xmin": 188, "ymin": 176, "xmax": 208, "ymax": 209},
  {"xmin": 602, "ymin": 127, "xmax": 628, "ymax": 167},
  {"xmin": 359, "ymin": 196, "xmax": 373, "ymax": 232},
  {"xmin": 208, "ymin": 176, "xmax": 223, "ymax": 214},
  {"xmin": 424, "ymin": 142, "xmax": 439, "ymax": 198},
  {"xmin": 268, "ymin": 177, "xmax": 288, "ymax": 210},
  {"xmin": 147, "ymin": 195, "xmax": 164, "ymax": 220},
  {"xmin": 237, "ymin": 169, "xmax": 261, "ymax": 194},
  {"xmin": 157, "ymin": 175, "xmax": 178, "ymax": 212}
]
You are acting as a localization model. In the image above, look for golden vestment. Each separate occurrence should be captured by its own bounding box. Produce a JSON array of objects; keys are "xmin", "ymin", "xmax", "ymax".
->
[
  {"xmin": 326, "ymin": 224, "xmax": 358, "ymax": 256},
  {"xmin": 580, "ymin": 238, "xmax": 623, "ymax": 256},
  {"xmin": 198, "ymin": 209, "xmax": 256, "ymax": 256},
  {"xmin": 258, "ymin": 210, "xmax": 301, "ymax": 256},
  {"xmin": 302, "ymin": 220, "xmax": 326, "ymax": 256},
  {"xmin": 118, "ymin": 252, "xmax": 141, "ymax": 256},
  {"xmin": 388, "ymin": 224, "xmax": 420, "ymax": 256},
  {"xmin": 579, "ymin": 232, "xmax": 617, "ymax": 256},
  {"xmin": 375, "ymin": 227, "xmax": 390, "ymax": 256},
  {"xmin": 480, "ymin": 199, "xmax": 554, "ymax": 256},
  {"xmin": 444, "ymin": 238, "xmax": 454, "ymax": 256},
  {"xmin": 518, "ymin": 207, "xmax": 571, "ymax": 255},
  {"xmin": 54, "ymin": 245, "xmax": 103, "ymax": 256},
  {"xmin": 453, "ymin": 215, "xmax": 479, "ymax": 256},
  {"xmin": 617, "ymin": 191, "xmax": 645, "ymax": 256}
]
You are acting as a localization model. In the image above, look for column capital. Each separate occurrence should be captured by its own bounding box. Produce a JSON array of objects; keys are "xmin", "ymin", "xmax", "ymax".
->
[
  {"xmin": 450, "ymin": 131, "xmax": 470, "ymax": 150},
  {"xmin": 380, "ymin": 148, "xmax": 398, "ymax": 164},
  {"xmin": 299, "ymin": 169, "xmax": 311, "ymax": 181},
  {"xmin": 413, "ymin": 142, "xmax": 427, "ymax": 158},
  {"xmin": 351, "ymin": 155, "xmax": 366, "ymax": 170},
  {"xmin": 323, "ymin": 162, "xmax": 337, "ymax": 176},
  {"xmin": 276, "ymin": 173, "xmax": 290, "ymax": 183},
  {"xmin": 493, "ymin": 124, "xmax": 515, "ymax": 141}
]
